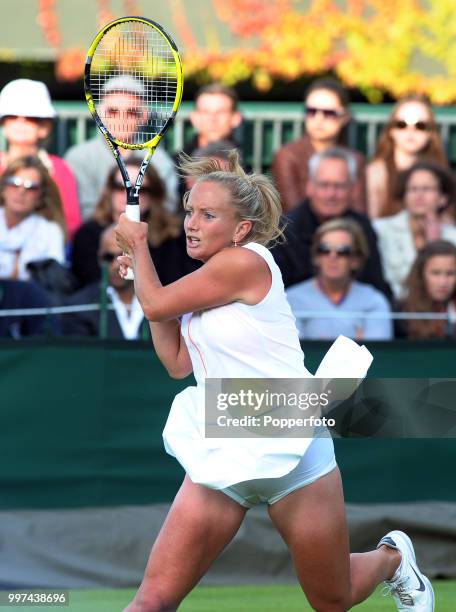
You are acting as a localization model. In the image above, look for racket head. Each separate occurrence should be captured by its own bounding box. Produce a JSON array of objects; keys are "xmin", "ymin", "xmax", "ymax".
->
[{"xmin": 85, "ymin": 16, "xmax": 183, "ymax": 150}]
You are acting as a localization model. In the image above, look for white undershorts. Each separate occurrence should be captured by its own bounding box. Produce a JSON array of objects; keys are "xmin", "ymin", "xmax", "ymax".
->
[{"xmin": 220, "ymin": 437, "xmax": 337, "ymax": 508}]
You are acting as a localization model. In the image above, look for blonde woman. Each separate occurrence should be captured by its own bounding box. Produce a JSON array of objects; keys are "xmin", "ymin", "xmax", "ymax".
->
[{"xmin": 116, "ymin": 151, "xmax": 433, "ymax": 612}]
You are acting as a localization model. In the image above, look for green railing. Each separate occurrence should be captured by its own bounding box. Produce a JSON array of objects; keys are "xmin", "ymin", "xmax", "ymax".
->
[{"xmin": 45, "ymin": 102, "xmax": 456, "ymax": 173}]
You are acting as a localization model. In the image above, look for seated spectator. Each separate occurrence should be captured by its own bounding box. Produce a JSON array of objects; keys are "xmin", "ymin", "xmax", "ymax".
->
[
  {"xmin": 287, "ymin": 218, "xmax": 392, "ymax": 340},
  {"xmin": 65, "ymin": 75, "xmax": 178, "ymax": 218},
  {"xmin": 0, "ymin": 278, "xmax": 55, "ymax": 338},
  {"xmin": 63, "ymin": 225, "xmax": 147, "ymax": 339},
  {"xmin": 272, "ymin": 147, "xmax": 391, "ymax": 298},
  {"xmin": 373, "ymin": 161, "xmax": 456, "ymax": 299},
  {"xmin": 0, "ymin": 79, "xmax": 81, "ymax": 238},
  {"xmin": 367, "ymin": 94, "xmax": 448, "ymax": 219},
  {"xmin": 401, "ymin": 240, "xmax": 456, "ymax": 339},
  {"xmin": 183, "ymin": 83, "xmax": 242, "ymax": 156},
  {"xmin": 271, "ymin": 77, "xmax": 366, "ymax": 214},
  {"xmin": 71, "ymin": 160, "xmax": 198, "ymax": 289},
  {"xmin": 0, "ymin": 156, "xmax": 66, "ymax": 281}
]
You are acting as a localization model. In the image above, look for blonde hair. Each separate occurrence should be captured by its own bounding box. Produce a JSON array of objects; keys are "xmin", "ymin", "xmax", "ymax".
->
[{"xmin": 179, "ymin": 149, "xmax": 283, "ymax": 246}]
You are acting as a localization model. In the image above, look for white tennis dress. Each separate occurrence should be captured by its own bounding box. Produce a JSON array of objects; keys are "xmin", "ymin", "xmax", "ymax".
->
[{"xmin": 162, "ymin": 242, "xmax": 372, "ymax": 490}]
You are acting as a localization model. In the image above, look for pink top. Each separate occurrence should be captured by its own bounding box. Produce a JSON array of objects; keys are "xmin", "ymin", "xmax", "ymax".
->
[{"xmin": 0, "ymin": 151, "xmax": 82, "ymax": 240}]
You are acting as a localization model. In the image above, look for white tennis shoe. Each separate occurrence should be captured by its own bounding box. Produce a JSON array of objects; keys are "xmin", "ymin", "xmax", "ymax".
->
[{"xmin": 377, "ymin": 530, "xmax": 434, "ymax": 611}]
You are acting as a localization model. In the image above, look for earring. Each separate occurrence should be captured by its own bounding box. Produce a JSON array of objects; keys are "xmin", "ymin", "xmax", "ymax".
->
[{"xmin": 233, "ymin": 240, "xmax": 238, "ymax": 247}]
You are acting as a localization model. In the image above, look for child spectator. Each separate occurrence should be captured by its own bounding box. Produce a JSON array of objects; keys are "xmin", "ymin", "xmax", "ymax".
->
[{"xmin": 402, "ymin": 240, "xmax": 456, "ymax": 339}]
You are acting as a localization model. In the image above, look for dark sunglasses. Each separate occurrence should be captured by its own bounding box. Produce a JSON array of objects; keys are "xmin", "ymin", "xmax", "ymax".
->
[
  {"xmin": 100, "ymin": 252, "xmax": 121, "ymax": 263},
  {"xmin": 390, "ymin": 119, "xmax": 433, "ymax": 132},
  {"xmin": 316, "ymin": 243, "xmax": 355, "ymax": 257},
  {"xmin": 111, "ymin": 180, "xmax": 155, "ymax": 196},
  {"xmin": 4, "ymin": 176, "xmax": 41, "ymax": 191},
  {"xmin": 305, "ymin": 106, "xmax": 345, "ymax": 120}
]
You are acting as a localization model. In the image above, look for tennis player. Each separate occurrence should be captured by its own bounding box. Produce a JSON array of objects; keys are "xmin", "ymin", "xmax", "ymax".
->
[{"xmin": 116, "ymin": 151, "xmax": 434, "ymax": 612}]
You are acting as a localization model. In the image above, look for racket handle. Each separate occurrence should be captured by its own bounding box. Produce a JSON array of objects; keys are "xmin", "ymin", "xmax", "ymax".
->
[{"xmin": 124, "ymin": 204, "xmax": 140, "ymax": 280}]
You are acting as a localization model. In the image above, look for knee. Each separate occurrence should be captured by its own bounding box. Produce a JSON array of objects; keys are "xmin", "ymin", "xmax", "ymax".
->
[
  {"xmin": 308, "ymin": 592, "xmax": 351, "ymax": 612},
  {"xmin": 125, "ymin": 591, "xmax": 180, "ymax": 612}
]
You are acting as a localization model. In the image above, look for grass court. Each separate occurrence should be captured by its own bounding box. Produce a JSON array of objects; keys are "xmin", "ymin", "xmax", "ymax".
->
[{"xmin": 7, "ymin": 582, "xmax": 454, "ymax": 611}]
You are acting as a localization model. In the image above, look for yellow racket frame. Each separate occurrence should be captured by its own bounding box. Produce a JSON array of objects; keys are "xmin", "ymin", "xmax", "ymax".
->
[{"xmin": 84, "ymin": 16, "xmax": 183, "ymax": 151}]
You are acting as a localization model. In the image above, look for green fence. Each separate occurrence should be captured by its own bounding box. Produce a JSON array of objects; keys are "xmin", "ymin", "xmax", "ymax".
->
[
  {"xmin": 1, "ymin": 338, "xmax": 456, "ymax": 511},
  {"xmin": 42, "ymin": 102, "xmax": 456, "ymax": 173}
]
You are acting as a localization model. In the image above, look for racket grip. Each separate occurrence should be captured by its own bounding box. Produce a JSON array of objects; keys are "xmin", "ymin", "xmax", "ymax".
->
[{"xmin": 124, "ymin": 205, "xmax": 140, "ymax": 280}]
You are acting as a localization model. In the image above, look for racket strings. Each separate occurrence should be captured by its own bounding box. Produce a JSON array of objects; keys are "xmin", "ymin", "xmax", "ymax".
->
[{"xmin": 89, "ymin": 20, "xmax": 179, "ymax": 146}]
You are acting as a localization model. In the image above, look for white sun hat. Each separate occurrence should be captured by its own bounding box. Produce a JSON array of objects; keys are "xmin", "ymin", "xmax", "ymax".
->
[
  {"xmin": 102, "ymin": 75, "xmax": 146, "ymax": 98},
  {"xmin": 0, "ymin": 79, "xmax": 57, "ymax": 119}
]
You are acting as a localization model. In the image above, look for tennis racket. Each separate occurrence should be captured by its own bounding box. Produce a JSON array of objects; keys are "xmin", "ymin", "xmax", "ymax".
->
[{"xmin": 85, "ymin": 16, "xmax": 183, "ymax": 279}]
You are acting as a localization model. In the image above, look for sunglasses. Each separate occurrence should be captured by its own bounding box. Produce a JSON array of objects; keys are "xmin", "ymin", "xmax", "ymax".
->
[
  {"xmin": 305, "ymin": 106, "xmax": 345, "ymax": 120},
  {"xmin": 4, "ymin": 176, "xmax": 41, "ymax": 191},
  {"xmin": 316, "ymin": 243, "xmax": 355, "ymax": 257},
  {"xmin": 111, "ymin": 180, "xmax": 155, "ymax": 196},
  {"xmin": 390, "ymin": 119, "xmax": 433, "ymax": 132},
  {"xmin": 100, "ymin": 251, "xmax": 122, "ymax": 263}
]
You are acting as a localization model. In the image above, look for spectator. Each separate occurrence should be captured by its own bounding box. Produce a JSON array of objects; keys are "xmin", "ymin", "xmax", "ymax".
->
[
  {"xmin": 63, "ymin": 225, "xmax": 147, "ymax": 339},
  {"xmin": 287, "ymin": 218, "xmax": 392, "ymax": 340},
  {"xmin": 373, "ymin": 161, "xmax": 456, "ymax": 300},
  {"xmin": 183, "ymin": 83, "xmax": 242, "ymax": 156},
  {"xmin": 0, "ymin": 278, "xmax": 55, "ymax": 338},
  {"xmin": 71, "ymin": 160, "xmax": 198, "ymax": 289},
  {"xmin": 271, "ymin": 77, "xmax": 366, "ymax": 214},
  {"xmin": 272, "ymin": 147, "xmax": 391, "ymax": 298},
  {"xmin": 367, "ymin": 94, "xmax": 448, "ymax": 219},
  {"xmin": 401, "ymin": 240, "xmax": 456, "ymax": 339},
  {"xmin": 65, "ymin": 75, "xmax": 178, "ymax": 218},
  {"xmin": 0, "ymin": 156, "xmax": 66, "ymax": 281},
  {"xmin": 0, "ymin": 79, "xmax": 81, "ymax": 238}
]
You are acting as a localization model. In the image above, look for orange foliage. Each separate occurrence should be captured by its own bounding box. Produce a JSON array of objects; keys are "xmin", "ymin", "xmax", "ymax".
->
[{"xmin": 35, "ymin": 0, "xmax": 456, "ymax": 102}]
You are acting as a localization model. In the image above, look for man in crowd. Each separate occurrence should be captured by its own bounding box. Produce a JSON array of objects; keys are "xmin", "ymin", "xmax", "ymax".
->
[
  {"xmin": 65, "ymin": 76, "xmax": 178, "ymax": 218},
  {"xmin": 182, "ymin": 83, "xmax": 242, "ymax": 156},
  {"xmin": 272, "ymin": 147, "xmax": 391, "ymax": 298},
  {"xmin": 62, "ymin": 225, "xmax": 147, "ymax": 339}
]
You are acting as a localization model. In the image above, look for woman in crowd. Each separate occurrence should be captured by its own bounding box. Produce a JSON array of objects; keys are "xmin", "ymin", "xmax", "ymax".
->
[
  {"xmin": 367, "ymin": 95, "xmax": 448, "ymax": 219},
  {"xmin": 373, "ymin": 160, "xmax": 456, "ymax": 299},
  {"xmin": 272, "ymin": 77, "xmax": 367, "ymax": 214},
  {"xmin": 0, "ymin": 156, "xmax": 66, "ymax": 280},
  {"xmin": 0, "ymin": 79, "xmax": 81, "ymax": 238},
  {"xmin": 115, "ymin": 151, "xmax": 433, "ymax": 612},
  {"xmin": 287, "ymin": 218, "xmax": 392, "ymax": 340},
  {"xmin": 402, "ymin": 240, "xmax": 456, "ymax": 339},
  {"xmin": 71, "ymin": 161, "xmax": 197, "ymax": 289}
]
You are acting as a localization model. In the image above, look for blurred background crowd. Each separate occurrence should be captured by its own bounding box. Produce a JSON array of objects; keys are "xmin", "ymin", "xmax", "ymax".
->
[
  {"xmin": 1, "ymin": 0, "xmax": 456, "ymax": 345},
  {"xmin": 1, "ymin": 75, "xmax": 455, "ymax": 343}
]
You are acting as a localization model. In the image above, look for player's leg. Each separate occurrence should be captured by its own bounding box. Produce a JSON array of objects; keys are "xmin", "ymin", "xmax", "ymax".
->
[
  {"xmin": 124, "ymin": 475, "xmax": 248, "ymax": 612},
  {"xmin": 268, "ymin": 467, "xmax": 401, "ymax": 611}
]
